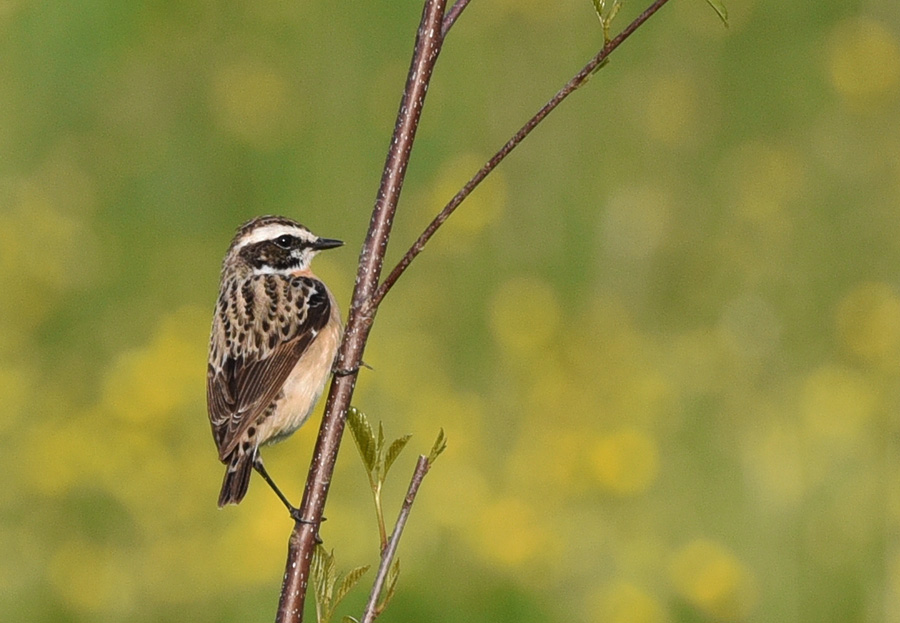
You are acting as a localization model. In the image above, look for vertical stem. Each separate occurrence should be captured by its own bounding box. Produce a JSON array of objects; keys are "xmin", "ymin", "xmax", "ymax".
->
[{"xmin": 275, "ymin": 1, "xmax": 446, "ymax": 621}]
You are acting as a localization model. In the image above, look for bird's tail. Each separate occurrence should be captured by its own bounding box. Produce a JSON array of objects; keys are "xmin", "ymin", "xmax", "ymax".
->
[{"xmin": 218, "ymin": 451, "xmax": 253, "ymax": 507}]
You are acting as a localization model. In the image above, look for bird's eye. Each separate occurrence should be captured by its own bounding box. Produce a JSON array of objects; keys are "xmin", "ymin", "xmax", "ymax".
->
[{"xmin": 274, "ymin": 235, "xmax": 294, "ymax": 249}]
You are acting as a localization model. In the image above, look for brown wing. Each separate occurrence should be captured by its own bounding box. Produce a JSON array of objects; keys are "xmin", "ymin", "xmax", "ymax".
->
[{"xmin": 207, "ymin": 275, "xmax": 332, "ymax": 461}]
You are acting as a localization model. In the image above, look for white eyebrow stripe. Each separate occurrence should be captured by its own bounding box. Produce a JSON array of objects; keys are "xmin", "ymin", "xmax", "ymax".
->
[
  {"xmin": 250, "ymin": 265, "xmax": 284, "ymax": 275},
  {"xmin": 234, "ymin": 224, "xmax": 312, "ymax": 250}
]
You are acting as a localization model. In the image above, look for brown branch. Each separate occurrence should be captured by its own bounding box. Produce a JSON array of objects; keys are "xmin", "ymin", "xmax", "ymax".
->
[
  {"xmin": 368, "ymin": 0, "xmax": 673, "ymax": 311},
  {"xmin": 360, "ymin": 455, "xmax": 432, "ymax": 623},
  {"xmin": 274, "ymin": 1, "xmax": 446, "ymax": 621},
  {"xmin": 442, "ymin": 0, "xmax": 471, "ymax": 35}
]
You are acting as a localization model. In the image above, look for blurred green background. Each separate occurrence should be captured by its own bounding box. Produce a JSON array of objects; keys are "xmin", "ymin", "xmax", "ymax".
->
[{"xmin": 2, "ymin": 0, "xmax": 900, "ymax": 621}]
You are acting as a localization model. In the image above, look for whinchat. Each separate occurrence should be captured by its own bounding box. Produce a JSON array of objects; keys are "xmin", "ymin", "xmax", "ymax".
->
[{"xmin": 207, "ymin": 215, "xmax": 343, "ymax": 517}]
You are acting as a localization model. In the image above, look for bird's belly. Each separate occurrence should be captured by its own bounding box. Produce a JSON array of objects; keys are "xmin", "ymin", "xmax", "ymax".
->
[{"xmin": 257, "ymin": 320, "xmax": 341, "ymax": 446}]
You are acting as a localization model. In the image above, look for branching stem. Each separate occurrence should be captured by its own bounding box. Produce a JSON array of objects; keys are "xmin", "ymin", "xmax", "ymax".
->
[
  {"xmin": 361, "ymin": 456, "xmax": 432, "ymax": 623},
  {"xmin": 368, "ymin": 0, "xmax": 673, "ymax": 311},
  {"xmin": 275, "ymin": 0, "xmax": 673, "ymax": 620},
  {"xmin": 442, "ymin": 0, "xmax": 471, "ymax": 35}
]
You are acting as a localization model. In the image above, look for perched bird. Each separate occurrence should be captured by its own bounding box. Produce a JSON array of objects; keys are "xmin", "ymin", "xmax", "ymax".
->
[{"xmin": 207, "ymin": 215, "xmax": 343, "ymax": 516}]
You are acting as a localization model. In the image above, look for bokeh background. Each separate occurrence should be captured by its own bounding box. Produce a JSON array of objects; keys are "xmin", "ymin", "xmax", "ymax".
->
[{"xmin": 3, "ymin": 0, "xmax": 900, "ymax": 621}]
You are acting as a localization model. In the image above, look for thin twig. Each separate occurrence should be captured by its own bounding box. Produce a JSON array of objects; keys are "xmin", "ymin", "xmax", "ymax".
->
[
  {"xmin": 442, "ymin": 0, "xmax": 472, "ymax": 36},
  {"xmin": 361, "ymin": 456, "xmax": 432, "ymax": 623},
  {"xmin": 368, "ymin": 0, "xmax": 673, "ymax": 311},
  {"xmin": 274, "ymin": 1, "xmax": 446, "ymax": 621}
]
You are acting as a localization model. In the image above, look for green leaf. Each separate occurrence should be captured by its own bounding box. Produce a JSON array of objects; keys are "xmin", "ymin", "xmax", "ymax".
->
[
  {"xmin": 704, "ymin": 0, "xmax": 728, "ymax": 26},
  {"xmin": 379, "ymin": 557, "xmax": 401, "ymax": 611},
  {"xmin": 311, "ymin": 546, "xmax": 336, "ymax": 623},
  {"xmin": 374, "ymin": 421, "xmax": 386, "ymax": 481},
  {"xmin": 606, "ymin": 0, "xmax": 622, "ymax": 24},
  {"xmin": 427, "ymin": 428, "xmax": 447, "ymax": 465},
  {"xmin": 312, "ymin": 548, "xmax": 367, "ymax": 623},
  {"xmin": 384, "ymin": 434, "xmax": 412, "ymax": 477},
  {"xmin": 342, "ymin": 618, "xmax": 360, "ymax": 623},
  {"xmin": 335, "ymin": 565, "xmax": 370, "ymax": 605},
  {"xmin": 347, "ymin": 407, "xmax": 377, "ymax": 473}
]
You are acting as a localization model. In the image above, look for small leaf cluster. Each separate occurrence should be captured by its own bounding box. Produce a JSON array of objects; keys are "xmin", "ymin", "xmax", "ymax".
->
[
  {"xmin": 591, "ymin": 0, "xmax": 624, "ymax": 44},
  {"xmin": 427, "ymin": 427, "xmax": 447, "ymax": 466},
  {"xmin": 347, "ymin": 407, "xmax": 446, "ymax": 619},
  {"xmin": 591, "ymin": 0, "xmax": 727, "ymax": 44},
  {"xmin": 310, "ymin": 408, "xmax": 446, "ymax": 623},
  {"xmin": 347, "ymin": 407, "xmax": 412, "ymax": 550},
  {"xmin": 311, "ymin": 546, "xmax": 370, "ymax": 623}
]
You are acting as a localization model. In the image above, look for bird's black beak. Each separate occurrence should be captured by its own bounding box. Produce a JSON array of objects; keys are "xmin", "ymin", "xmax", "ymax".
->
[{"xmin": 313, "ymin": 237, "xmax": 344, "ymax": 251}]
